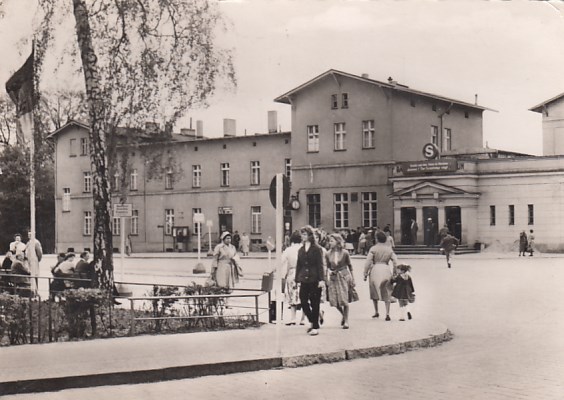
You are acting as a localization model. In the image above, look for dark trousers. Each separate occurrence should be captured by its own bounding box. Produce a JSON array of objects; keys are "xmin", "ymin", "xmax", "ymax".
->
[{"xmin": 299, "ymin": 282, "xmax": 322, "ymax": 329}]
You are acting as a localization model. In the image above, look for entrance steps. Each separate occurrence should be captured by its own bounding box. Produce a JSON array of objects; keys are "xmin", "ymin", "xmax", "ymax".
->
[{"xmin": 393, "ymin": 244, "xmax": 480, "ymax": 256}]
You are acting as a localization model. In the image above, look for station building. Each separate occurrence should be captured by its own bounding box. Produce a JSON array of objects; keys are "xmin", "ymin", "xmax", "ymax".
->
[{"xmin": 49, "ymin": 70, "xmax": 564, "ymax": 253}]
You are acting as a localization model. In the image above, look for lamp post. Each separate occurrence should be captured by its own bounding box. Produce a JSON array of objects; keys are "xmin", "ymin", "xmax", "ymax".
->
[{"xmin": 206, "ymin": 219, "xmax": 213, "ymax": 256}]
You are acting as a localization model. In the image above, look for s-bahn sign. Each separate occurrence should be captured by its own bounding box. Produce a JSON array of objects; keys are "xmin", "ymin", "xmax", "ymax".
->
[
  {"xmin": 422, "ymin": 143, "xmax": 440, "ymax": 160},
  {"xmin": 400, "ymin": 159, "xmax": 457, "ymax": 175}
]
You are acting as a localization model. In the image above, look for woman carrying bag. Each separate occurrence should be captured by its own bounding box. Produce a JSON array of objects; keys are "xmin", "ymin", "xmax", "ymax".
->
[{"xmin": 210, "ymin": 232, "xmax": 243, "ymax": 291}]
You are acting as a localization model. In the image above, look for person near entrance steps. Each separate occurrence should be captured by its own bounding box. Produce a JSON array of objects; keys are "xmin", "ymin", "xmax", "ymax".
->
[
  {"xmin": 527, "ymin": 229, "xmax": 535, "ymax": 256},
  {"xmin": 439, "ymin": 224, "xmax": 450, "ymax": 241},
  {"xmin": 295, "ymin": 225, "xmax": 325, "ymax": 336},
  {"xmin": 518, "ymin": 231, "xmax": 528, "ymax": 256},
  {"xmin": 410, "ymin": 219, "xmax": 418, "ymax": 245},
  {"xmin": 439, "ymin": 233, "xmax": 459, "ymax": 268}
]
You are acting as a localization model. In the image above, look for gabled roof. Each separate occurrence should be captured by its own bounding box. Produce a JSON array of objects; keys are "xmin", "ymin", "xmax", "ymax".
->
[
  {"xmin": 389, "ymin": 180, "xmax": 480, "ymax": 199},
  {"xmin": 274, "ymin": 69, "xmax": 496, "ymax": 111},
  {"xmin": 529, "ymin": 92, "xmax": 564, "ymax": 113},
  {"xmin": 46, "ymin": 120, "xmax": 90, "ymax": 140}
]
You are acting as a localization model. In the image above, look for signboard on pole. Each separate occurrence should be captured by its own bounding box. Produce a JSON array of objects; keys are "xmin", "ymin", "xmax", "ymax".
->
[
  {"xmin": 113, "ymin": 203, "xmax": 133, "ymax": 218},
  {"xmin": 193, "ymin": 213, "xmax": 205, "ymax": 224}
]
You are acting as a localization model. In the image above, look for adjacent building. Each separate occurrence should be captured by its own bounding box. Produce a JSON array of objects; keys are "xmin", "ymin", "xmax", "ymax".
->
[{"xmin": 49, "ymin": 119, "xmax": 291, "ymax": 253}]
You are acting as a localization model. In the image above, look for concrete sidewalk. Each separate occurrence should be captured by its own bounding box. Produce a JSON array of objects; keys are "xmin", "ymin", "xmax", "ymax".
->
[{"xmin": 0, "ymin": 313, "xmax": 451, "ymax": 395}]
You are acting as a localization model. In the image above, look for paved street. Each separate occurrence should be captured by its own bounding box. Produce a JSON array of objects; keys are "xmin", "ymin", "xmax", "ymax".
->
[{"xmin": 5, "ymin": 253, "xmax": 564, "ymax": 399}]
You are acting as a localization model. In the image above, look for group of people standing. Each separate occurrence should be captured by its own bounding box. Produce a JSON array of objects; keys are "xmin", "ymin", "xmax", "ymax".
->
[
  {"xmin": 518, "ymin": 229, "xmax": 535, "ymax": 257},
  {"xmin": 281, "ymin": 226, "xmax": 415, "ymax": 336}
]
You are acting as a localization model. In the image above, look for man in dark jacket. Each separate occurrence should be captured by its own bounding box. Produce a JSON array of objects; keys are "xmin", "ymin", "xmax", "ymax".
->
[{"xmin": 439, "ymin": 233, "xmax": 459, "ymax": 269}]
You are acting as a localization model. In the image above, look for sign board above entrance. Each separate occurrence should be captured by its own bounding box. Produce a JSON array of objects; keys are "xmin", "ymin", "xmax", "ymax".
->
[{"xmin": 400, "ymin": 159, "xmax": 457, "ymax": 175}]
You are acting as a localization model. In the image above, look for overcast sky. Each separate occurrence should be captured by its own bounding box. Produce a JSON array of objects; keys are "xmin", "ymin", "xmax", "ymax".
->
[{"xmin": 2, "ymin": 0, "xmax": 564, "ymax": 155}]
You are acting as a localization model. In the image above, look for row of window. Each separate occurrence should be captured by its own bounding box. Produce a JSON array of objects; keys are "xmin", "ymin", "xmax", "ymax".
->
[
  {"xmin": 306, "ymin": 122, "xmax": 454, "ymax": 152},
  {"xmin": 489, "ymin": 204, "xmax": 534, "ymax": 226},
  {"xmin": 328, "ymin": 93, "xmax": 470, "ymax": 118},
  {"xmin": 77, "ymin": 159, "xmax": 292, "ymax": 194},
  {"xmin": 82, "ymin": 207, "xmax": 264, "ymax": 236},
  {"xmin": 307, "ymin": 192, "xmax": 377, "ymax": 229}
]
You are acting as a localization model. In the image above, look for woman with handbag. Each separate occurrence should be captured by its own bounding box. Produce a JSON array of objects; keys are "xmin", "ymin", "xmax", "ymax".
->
[
  {"xmin": 364, "ymin": 230, "xmax": 398, "ymax": 321},
  {"xmin": 325, "ymin": 233, "xmax": 356, "ymax": 329},
  {"xmin": 210, "ymin": 232, "xmax": 243, "ymax": 291}
]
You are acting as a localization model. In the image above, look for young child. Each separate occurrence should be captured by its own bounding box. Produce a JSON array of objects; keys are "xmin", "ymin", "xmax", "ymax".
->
[{"xmin": 391, "ymin": 264, "xmax": 415, "ymax": 321}]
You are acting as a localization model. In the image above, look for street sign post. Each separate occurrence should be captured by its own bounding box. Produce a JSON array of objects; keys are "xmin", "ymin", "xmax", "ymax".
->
[
  {"xmin": 113, "ymin": 203, "xmax": 132, "ymax": 283},
  {"xmin": 206, "ymin": 219, "xmax": 213, "ymax": 255},
  {"xmin": 193, "ymin": 213, "xmax": 205, "ymax": 260}
]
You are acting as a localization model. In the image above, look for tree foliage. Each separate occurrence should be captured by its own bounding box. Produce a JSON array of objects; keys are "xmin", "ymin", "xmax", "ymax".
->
[
  {"xmin": 0, "ymin": 144, "xmax": 55, "ymax": 253},
  {"xmin": 24, "ymin": 0, "xmax": 235, "ymax": 288},
  {"xmin": 0, "ymin": 95, "xmax": 17, "ymax": 145}
]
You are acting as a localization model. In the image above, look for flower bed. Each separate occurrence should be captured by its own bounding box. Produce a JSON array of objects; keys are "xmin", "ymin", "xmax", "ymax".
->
[{"xmin": 0, "ymin": 283, "xmax": 262, "ymax": 346}]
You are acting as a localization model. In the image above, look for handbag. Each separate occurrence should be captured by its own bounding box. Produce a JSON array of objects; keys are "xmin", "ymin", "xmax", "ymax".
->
[{"xmin": 348, "ymin": 285, "xmax": 359, "ymax": 303}]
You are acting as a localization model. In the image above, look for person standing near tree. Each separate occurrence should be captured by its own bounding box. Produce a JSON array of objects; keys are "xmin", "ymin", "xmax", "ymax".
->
[
  {"xmin": 9, "ymin": 234, "xmax": 26, "ymax": 257},
  {"xmin": 10, "ymin": 253, "xmax": 31, "ymax": 297}
]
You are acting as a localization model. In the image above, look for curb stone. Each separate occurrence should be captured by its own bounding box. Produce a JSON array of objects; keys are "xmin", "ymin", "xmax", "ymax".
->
[
  {"xmin": 346, "ymin": 330, "xmax": 454, "ymax": 361},
  {"xmin": 0, "ymin": 330, "xmax": 453, "ymax": 395}
]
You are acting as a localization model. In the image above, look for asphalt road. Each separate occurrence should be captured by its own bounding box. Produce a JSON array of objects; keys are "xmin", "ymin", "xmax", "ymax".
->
[{"xmin": 9, "ymin": 253, "xmax": 564, "ymax": 399}]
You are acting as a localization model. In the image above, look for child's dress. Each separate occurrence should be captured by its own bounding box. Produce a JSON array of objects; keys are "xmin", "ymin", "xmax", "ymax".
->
[{"xmin": 391, "ymin": 273, "xmax": 415, "ymax": 306}]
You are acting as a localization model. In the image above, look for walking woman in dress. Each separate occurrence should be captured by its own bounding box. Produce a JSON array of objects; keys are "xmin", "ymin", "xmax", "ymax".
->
[
  {"xmin": 364, "ymin": 231, "xmax": 398, "ymax": 321},
  {"xmin": 325, "ymin": 233, "xmax": 355, "ymax": 329},
  {"xmin": 210, "ymin": 231, "xmax": 243, "ymax": 291},
  {"xmin": 281, "ymin": 231, "xmax": 303, "ymax": 325},
  {"xmin": 295, "ymin": 225, "xmax": 325, "ymax": 336}
]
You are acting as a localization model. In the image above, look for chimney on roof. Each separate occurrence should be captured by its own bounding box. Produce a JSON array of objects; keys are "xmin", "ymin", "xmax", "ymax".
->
[
  {"xmin": 475, "ymin": 94, "xmax": 478, "ymax": 105},
  {"xmin": 361, "ymin": 73, "xmax": 369, "ymax": 79},
  {"xmin": 196, "ymin": 120, "xmax": 203, "ymax": 138},
  {"xmin": 387, "ymin": 76, "xmax": 397, "ymax": 85},
  {"xmin": 268, "ymin": 111, "xmax": 278, "ymax": 134},
  {"xmin": 180, "ymin": 128, "xmax": 196, "ymax": 137},
  {"xmin": 223, "ymin": 118, "xmax": 236, "ymax": 137}
]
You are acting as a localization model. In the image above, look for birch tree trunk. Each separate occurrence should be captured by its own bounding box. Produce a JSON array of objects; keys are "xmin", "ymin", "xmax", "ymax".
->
[{"xmin": 72, "ymin": 0, "xmax": 114, "ymax": 290}]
